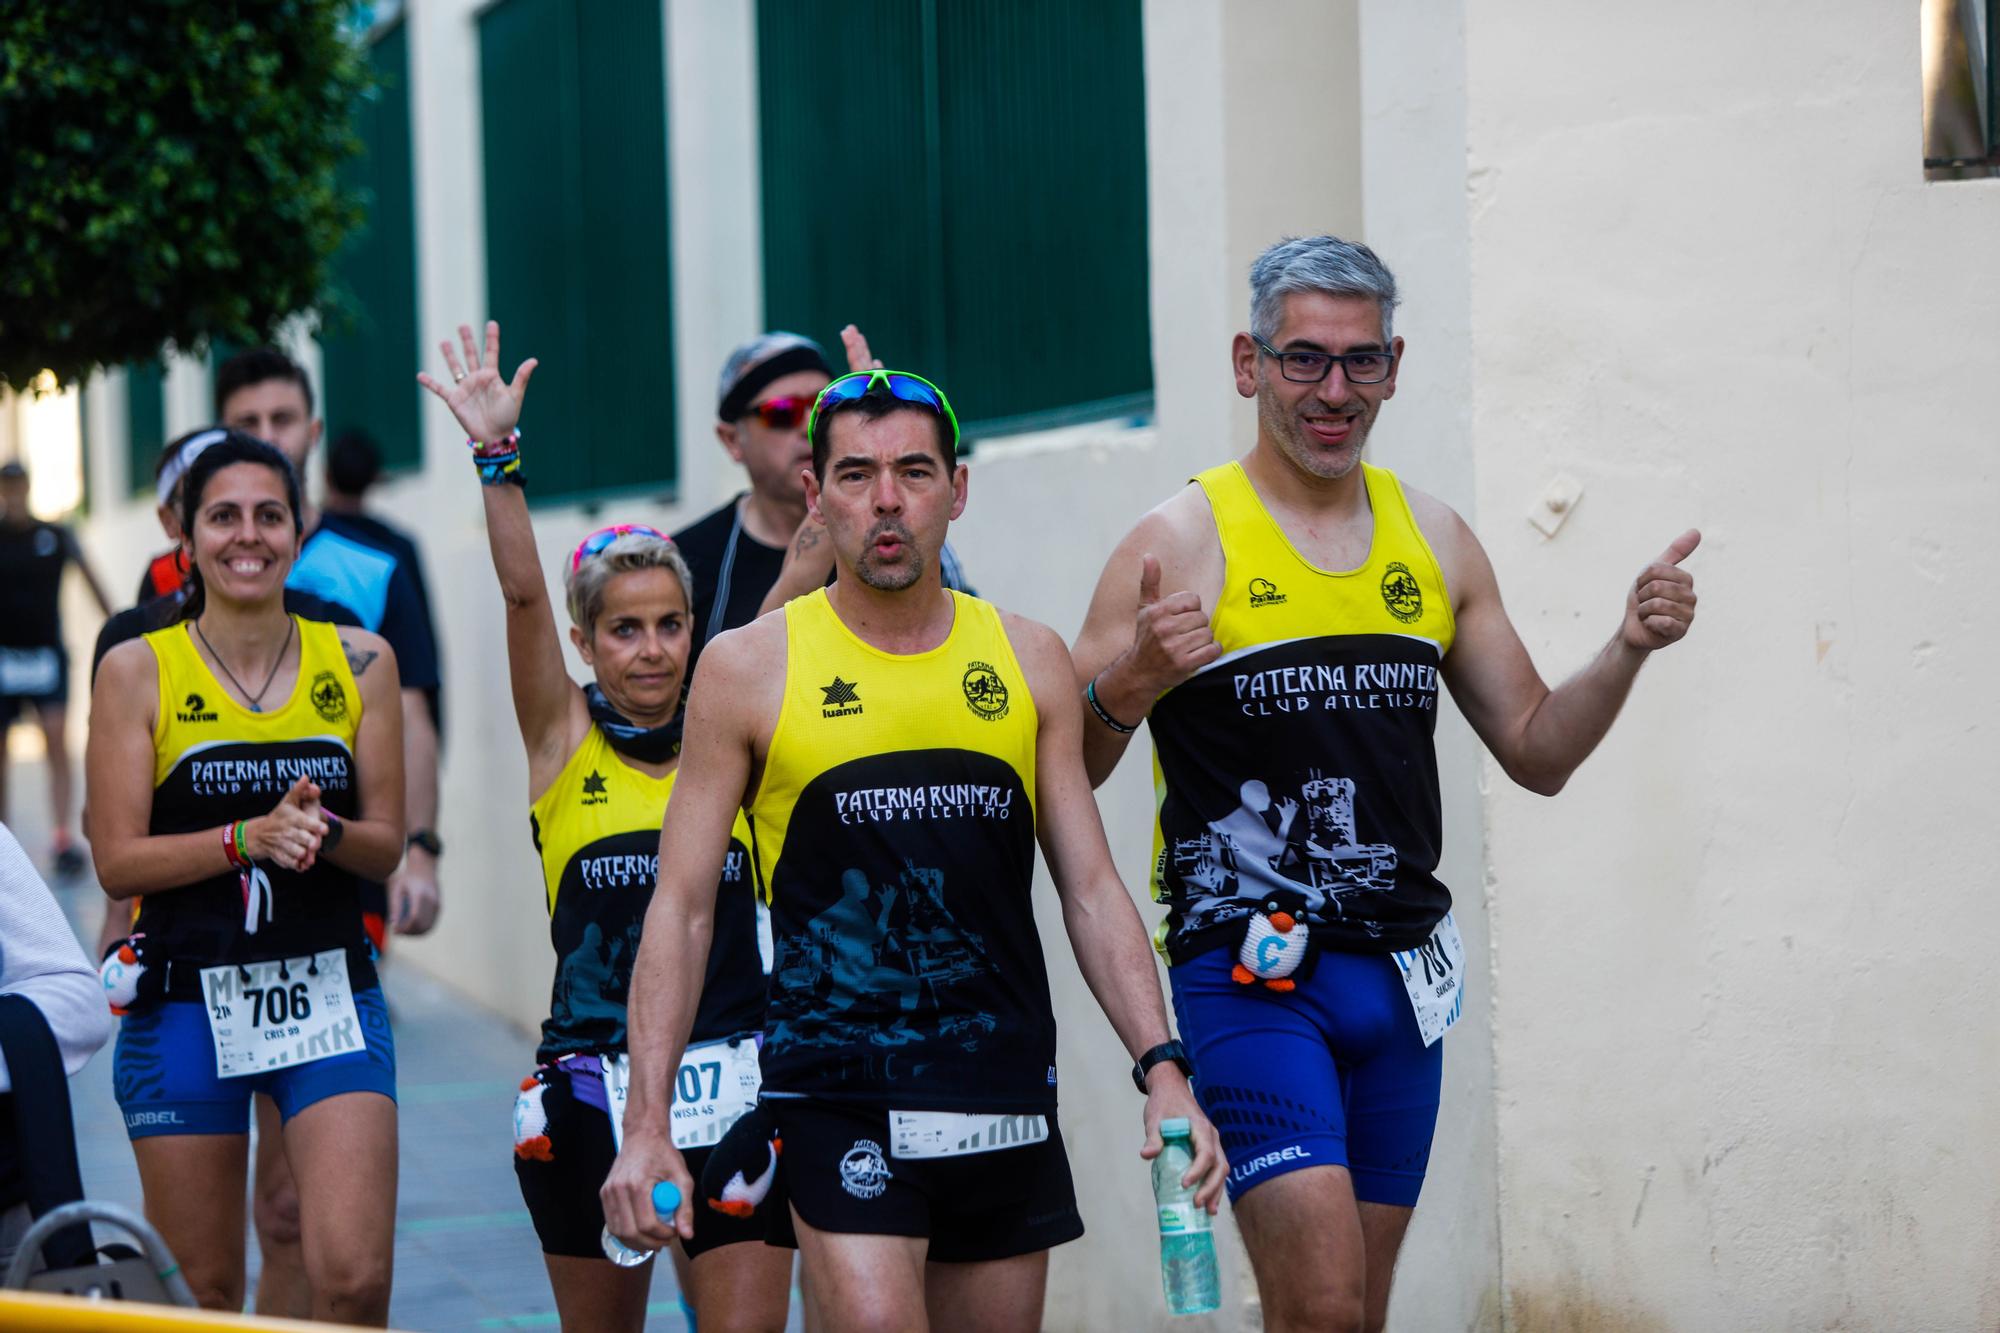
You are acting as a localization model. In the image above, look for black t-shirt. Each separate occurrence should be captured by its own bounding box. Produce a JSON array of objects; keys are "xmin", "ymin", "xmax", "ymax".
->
[
  {"xmin": 671, "ymin": 498, "xmax": 789, "ymax": 690},
  {"xmin": 92, "ymin": 589, "xmax": 363, "ymax": 685},
  {"xmin": 0, "ymin": 521, "xmax": 77, "ymax": 647}
]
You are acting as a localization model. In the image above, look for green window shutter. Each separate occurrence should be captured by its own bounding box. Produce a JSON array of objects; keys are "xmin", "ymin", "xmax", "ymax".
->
[
  {"xmin": 934, "ymin": 0, "xmax": 1151, "ymax": 433},
  {"xmin": 125, "ymin": 357, "xmax": 166, "ymax": 498},
  {"xmin": 320, "ymin": 19, "xmax": 423, "ymax": 470},
  {"xmin": 758, "ymin": 2, "xmax": 945, "ymax": 380},
  {"xmin": 757, "ymin": 0, "xmax": 1151, "ymax": 441},
  {"xmin": 479, "ymin": 0, "xmax": 675, "ymax": 504}
]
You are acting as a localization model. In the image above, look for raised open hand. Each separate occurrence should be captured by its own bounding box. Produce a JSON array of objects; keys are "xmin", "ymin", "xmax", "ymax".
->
[{"xmin": 417, "ymin": 320, "xmax": 538, "ymax": 445}]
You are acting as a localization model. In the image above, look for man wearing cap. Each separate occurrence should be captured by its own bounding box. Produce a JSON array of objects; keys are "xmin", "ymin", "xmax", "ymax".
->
[
  {"xmin": 0, "ymin": 460, "xmax": 113, "ymax": 875},
  {"xmin": 676, "ymin": 329, "xmax": 971, "ymax": 686}
]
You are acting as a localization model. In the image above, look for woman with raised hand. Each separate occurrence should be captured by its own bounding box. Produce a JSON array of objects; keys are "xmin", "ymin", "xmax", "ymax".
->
[
  {"xmin": 419, "ymin": 323, "xmax": 784, "ymax": 1333},
  {"xmin": 87, "ymin": 433, "xmax": 405, "ymax": 1323}
]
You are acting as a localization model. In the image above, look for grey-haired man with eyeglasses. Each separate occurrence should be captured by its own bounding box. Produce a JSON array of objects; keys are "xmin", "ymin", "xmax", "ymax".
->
[{"xmin": 1072, "ymin": 234, "xmax": 1701, "ymax": 1331}]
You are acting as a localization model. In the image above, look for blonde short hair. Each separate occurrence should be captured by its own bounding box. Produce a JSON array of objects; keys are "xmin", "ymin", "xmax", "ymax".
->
[{"xmin": 563, "ymin": 531, "xmax": 694, "ymax": 636}]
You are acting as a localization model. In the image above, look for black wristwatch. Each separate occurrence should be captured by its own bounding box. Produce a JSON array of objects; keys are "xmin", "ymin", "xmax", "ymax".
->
[
  {"xmin": 1132, "ymin": 1039, "xmax": 1192, "ymax": 1093},
  {"xmin": 407, "ymin": 829, "xmax": 443, "ymax": 858}
]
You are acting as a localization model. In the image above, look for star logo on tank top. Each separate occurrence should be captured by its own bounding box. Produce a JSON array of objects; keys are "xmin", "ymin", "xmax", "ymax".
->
[
  {"xmin": 820, "ymin": 676, "xmax": 863, "ymax": 719},
  {"xmin": 176, "ymin": 691, "xmax": 219, "ymax": 724},
  {"xmin": 1248, "ymin": 577, "xmax": 1289, "ymax": 608},
  {"xmin": 1380, "ymin": 562, "xmax": 1424, "ymax": 624},
  {"xmin": 580, "ymin": 770, "xmax": 610, "ymax": 806},
  {"xmin": 961, "ymin": 661, "xmax": 1009, "ymax": 721}
]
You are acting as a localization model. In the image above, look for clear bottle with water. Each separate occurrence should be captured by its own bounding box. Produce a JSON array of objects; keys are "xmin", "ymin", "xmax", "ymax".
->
[
  {"xmin": 1154, "ymin": 1117, "xmax": 1220, "ymax": 1315},
  {"xmin": 600, "ymin": 1180, "xmax": 682, "ymax": 1267}
]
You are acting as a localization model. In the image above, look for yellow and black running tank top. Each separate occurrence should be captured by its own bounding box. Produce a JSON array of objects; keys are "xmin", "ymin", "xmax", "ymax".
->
[
  {"xmin": 137, "ymin": 617, "xmax": 373, "ymax": 1001},
  {"xmin": 1149, "ymin": 462, "xmax": 1457, "ymax": 961},
  {"xmin": 529, "ymin": 724, "xmax": 766, "ymax": 1062},
  {"xmin": 749, "ymin": 589, "xmax": 1051, "ymax": 1112}
]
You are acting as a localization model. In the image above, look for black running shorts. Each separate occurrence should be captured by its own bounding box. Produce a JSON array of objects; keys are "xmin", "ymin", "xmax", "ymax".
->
[{"xmin": 766, "ymin": 1098, "xmax": 1083, "ymax": 1263}]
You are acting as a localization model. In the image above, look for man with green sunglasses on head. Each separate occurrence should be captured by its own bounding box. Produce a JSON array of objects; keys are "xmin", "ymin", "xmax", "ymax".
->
[
  {"xmin": 606, "ymin": 368, "xmax": 1225, "ymax": 1329},
  {"xmin": 675, "ymin": 329, "xmax": 973, "ymax": 692}
]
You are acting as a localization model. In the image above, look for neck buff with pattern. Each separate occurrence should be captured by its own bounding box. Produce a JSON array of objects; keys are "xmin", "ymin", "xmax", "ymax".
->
[{"xmin": 585, "ymin": 683, "xmax": 683, "ymax": 764}]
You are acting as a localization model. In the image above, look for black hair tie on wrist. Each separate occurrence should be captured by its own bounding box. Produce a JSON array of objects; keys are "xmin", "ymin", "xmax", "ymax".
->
[{"xmin": 1085, "ymin": 677, "xmax": 1138, "ymax": 734}]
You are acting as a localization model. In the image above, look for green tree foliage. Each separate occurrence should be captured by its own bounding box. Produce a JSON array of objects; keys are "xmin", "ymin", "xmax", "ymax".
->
[{"xmin": 0, "ymin": 1, "xmax": 373, "ymax": 389}]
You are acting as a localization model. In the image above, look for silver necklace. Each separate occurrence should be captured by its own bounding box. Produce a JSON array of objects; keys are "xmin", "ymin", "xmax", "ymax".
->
[{"xmin": 194, "ymin": 615, "xmax": 295, "ymax": 713}]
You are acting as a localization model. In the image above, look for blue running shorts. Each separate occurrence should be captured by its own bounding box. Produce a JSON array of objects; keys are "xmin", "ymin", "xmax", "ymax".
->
[
  {"xmin": 114, "ymin": 987, "xmax": 396, "ymax": 1139},
  {"xmin": 1170, "ymin": 947, "xmax": 1442, "ymax": 1207}
]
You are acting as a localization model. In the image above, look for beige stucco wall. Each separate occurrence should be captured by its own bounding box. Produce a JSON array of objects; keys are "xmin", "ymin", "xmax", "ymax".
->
[{"xmin": 1459, "ymin": 2, "xmax": 2000, "ymax": 1327}]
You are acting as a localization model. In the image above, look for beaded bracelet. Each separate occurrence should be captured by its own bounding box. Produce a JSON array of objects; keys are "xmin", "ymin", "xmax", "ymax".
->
[
  {"xmin": 467, "ymin": 429, "xmax": 526, "ymax": 488},
  {"xmin": 1085, "ymin": 677, "xmax": 1138, "ymax": 734}
]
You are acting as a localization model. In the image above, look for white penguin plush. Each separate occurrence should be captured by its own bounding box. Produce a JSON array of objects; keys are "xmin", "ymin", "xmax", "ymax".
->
[
  {"xmin": 709, "ymin": 1138, "xmax": 782, "ymax": 1219},
  {"xmin": 513, "ymin": 1075, "xmax": 554, "ymax": 1161},
  {"xmin": 1233, "ymin": 894, "xmax": 1310, "ymax": 992},
  {"xmin": 100, "ymin": 941, "xmax": 146, "ymax": 1016}
]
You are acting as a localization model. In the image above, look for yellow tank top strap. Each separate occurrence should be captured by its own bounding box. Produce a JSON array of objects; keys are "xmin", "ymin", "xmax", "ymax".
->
[
  {"xmin": 145, "ymin": 616, "xmax": 362, "ymax": 787},
  {"xmin": 1191, "ymin": 459, "xmax": 1455, "ymax": 656}
]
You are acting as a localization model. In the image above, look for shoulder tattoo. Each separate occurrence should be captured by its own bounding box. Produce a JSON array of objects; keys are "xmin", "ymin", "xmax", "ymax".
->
[{"xmin": 343, "ymin": 641, "xmax": 379, "ymax": 677}]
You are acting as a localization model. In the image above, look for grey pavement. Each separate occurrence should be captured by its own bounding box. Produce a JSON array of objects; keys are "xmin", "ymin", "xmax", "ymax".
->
[{"xmin": 6, "ymin": 755, "xmax": 803, "ymax": 1331}]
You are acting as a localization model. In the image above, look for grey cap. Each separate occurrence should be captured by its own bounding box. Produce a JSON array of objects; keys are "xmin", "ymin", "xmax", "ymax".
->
[{"xmin": 715, "ymin": 332, "xmax": 833, "ymax": 421}]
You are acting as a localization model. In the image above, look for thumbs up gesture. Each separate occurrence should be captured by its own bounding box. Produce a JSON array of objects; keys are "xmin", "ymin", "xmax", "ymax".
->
[
  {"xmin": 1125, "ymin": 554, "xmax": 1223, "ymax": 696},
  {"xmin": 246, "ymin": 776, "xmax": 326, "ymax": 872},
  {"xmin": 1621, "ymin": 529, "xmax": 1701, "ymax": 652}
]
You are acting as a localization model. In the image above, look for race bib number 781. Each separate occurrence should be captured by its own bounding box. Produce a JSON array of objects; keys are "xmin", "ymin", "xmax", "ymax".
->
[{"xmin": 1389, "ymin": 913, "xmax": 1465, "ymax": 1048}]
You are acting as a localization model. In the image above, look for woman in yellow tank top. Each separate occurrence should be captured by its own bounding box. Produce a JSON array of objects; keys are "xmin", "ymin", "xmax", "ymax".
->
[
  {"xmin": 87, "ymin": 434, "xmax": 406, "ymax": 1321},
  {"xmin": 422, "ymin": 323, "xmax": 787, "ymax": 1333}
]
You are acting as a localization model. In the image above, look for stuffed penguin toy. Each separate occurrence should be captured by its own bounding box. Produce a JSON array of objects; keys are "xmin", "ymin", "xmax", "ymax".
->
[
  {"xmin": 1231, "ymin": 889, "xmax": 1314, "ymax": 992},
  {"xmin": 703, "ymin": 1103, "xmax": 785, "ymax": 1221},
  {"xmin": 513, "ymin": 1073, "xmax": 554, "ymax": 1162},
  {"xmin": 99, "ymin": 936, "xmax": 147, "ymax": 1015}
]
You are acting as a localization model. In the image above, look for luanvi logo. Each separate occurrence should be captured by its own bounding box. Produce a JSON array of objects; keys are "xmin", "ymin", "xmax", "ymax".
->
[
  {"xmin": 177, "ymin": 692, "xmax": 219, "ymax": 723},
  {"xmin": 1248, "ymin": 577, "xmax": 1288, "ymax": 608},
  {"xmin": 820, "ymin": 676, "xmax": 863, "ymax": 719},
  {"xmin": 1380, "ymin": 562, "xmax": 1423, "ymax": 624},
  {"xmin": 580, "ymin": 770, "xmax": 610, "ymax": 806}
]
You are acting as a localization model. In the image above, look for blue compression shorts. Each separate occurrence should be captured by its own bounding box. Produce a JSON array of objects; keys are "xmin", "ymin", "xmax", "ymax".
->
[
  {"xmin": 1169, "ymin": 947, "xmax": 1442, "ymax": 1207},
  {"xmin": 114, "ymin": 986, "xmax": 397, "ymax": 1139}
]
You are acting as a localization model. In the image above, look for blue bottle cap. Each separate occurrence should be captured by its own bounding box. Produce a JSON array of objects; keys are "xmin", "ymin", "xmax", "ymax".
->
[
  {"xmin": 1159, "ymin": 1117, "xmax": 1192, "ymax": 1138},
  {"xmin": 652, "ymin": 1181, "xmax": 682, "ymax": 1216}
]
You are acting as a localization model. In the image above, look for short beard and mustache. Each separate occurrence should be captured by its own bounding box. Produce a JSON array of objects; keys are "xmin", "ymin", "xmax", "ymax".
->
[
  {"xmin": 1257, "ymin": 374, "xmax": 1371, "ymax": 481},
  {"xmin": 853, "ymin": 517, "xmax": 925, "ymax": 591}
]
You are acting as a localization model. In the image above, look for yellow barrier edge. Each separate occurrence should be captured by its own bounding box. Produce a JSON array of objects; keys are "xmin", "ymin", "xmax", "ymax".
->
[{"xmin": 0, "ymin": 1289, "xmax": 411, "ymax": 1331}]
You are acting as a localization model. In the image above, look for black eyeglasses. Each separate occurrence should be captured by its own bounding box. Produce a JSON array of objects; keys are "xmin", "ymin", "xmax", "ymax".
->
[{"xmin": 1253, "ymin": 336, "xmax": 1396, "ymax": 385}]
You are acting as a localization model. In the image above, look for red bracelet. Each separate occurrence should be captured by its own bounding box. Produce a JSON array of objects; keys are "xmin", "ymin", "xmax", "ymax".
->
[{"xmin": 222, "ymin": 821, "xmax": 247, "ymax": 870}]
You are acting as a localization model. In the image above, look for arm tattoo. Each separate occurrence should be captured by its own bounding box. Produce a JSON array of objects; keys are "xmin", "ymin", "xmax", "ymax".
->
[
  {"xmin": 795, "ymin": 526, "xmax": 822, "ymax": 556},
  {"xmin": 343, "ymin": 642, "xmax": 379, "ymax": 677}
]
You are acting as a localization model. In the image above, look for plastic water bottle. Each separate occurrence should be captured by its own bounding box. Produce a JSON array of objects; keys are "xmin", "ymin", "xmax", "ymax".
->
[
  {"xmin": 1154, "ymin": 1117, "xmax": 1220, "ymax": 1316},
  {"xmin": 600, "ymin": 1181, "xmax": 682, "ymax": 1267}
]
